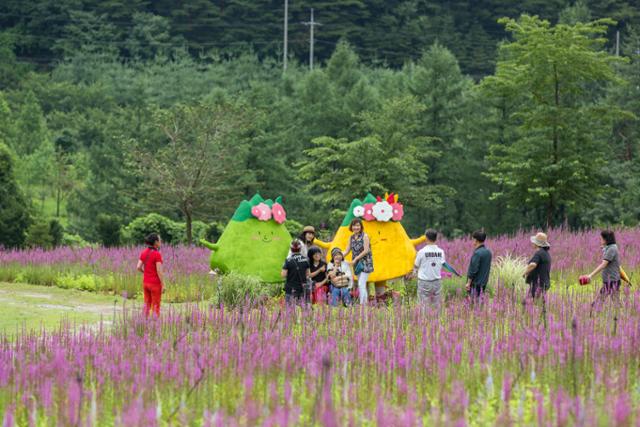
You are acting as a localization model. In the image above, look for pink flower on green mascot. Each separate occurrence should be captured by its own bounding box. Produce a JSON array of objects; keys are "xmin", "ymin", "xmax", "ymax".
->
[{"xmin": 200, "ymin": 194, "xmax": 291, "ymax": 283}]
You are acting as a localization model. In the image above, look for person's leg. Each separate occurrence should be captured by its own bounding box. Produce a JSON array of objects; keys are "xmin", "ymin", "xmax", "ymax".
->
[
  {"xmin": 143, "ymin": 284, "xmax": 152, "ymax": 317},
  {"xmin": 342, "ymin": 288, "xmax": 352, "ymax": 306},
  {"xmin": 431, "ymin": 280, "xmax": 442, "ymax": 310},
  {"xmin": 330, "ymin": 286, "xmax": 339, "ymax": 307},
  {"xmin": 358, "ymin": 272, "xmax": 369, "ymax": 304},
  {"xmin": 417, "ymin": 280, "xmax": 428, "ymax": 305},
  {"xmin": 152, "ymin": 286, "xmax": 162, "ymax": 316}
]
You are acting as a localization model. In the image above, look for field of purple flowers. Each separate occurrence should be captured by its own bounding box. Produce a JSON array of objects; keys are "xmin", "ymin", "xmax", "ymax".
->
[
  {"xmin": 1, "ymin": 289, "xmax": 638, "ymax": 425},
  {"xmin": 0, "ymin": 228, "xmax": 639, "ymax": 425}
]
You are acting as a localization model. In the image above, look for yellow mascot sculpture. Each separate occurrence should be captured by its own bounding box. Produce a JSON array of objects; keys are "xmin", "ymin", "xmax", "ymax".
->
[{"xmin": 314, "ymin": 193, "xmax": 425, "ymax": 292}]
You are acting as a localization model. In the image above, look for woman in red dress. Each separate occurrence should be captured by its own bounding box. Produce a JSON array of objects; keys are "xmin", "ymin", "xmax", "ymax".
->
[{"xmin": 136, "ymin": 233, "xmax": 164, "ymax": 317}]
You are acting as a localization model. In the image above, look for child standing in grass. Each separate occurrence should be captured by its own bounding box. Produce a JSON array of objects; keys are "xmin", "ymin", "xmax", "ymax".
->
[{"xmin": 136, "ymin": 233, "xmax": 164, "ymax": 317}]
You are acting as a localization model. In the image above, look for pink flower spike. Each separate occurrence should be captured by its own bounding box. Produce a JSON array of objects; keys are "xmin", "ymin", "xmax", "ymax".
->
[
  {"xmin": 391, "ymin": 202, "xmax": 404, "ymax": 221},
  {"xmin": 363, "ymin": 203, "xmax": 375, "ymax": 221},
  {"xmin": 251, "ymin": 203, "xmax": 272, "ymax": 221},
  {"xmin": 272, "ymin": 202, "xmax": 287, "ymax": 224}
]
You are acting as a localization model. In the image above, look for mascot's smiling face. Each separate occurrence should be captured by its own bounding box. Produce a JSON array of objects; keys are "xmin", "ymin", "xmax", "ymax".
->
[{"xmin": 252, "ymin": 228, "xmax": 283, "ymax": 244}]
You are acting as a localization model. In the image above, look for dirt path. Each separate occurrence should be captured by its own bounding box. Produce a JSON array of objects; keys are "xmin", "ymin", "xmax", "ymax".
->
[{"xmin": 0, "ymin": 282, "xmax": 125, "ymax": 332}]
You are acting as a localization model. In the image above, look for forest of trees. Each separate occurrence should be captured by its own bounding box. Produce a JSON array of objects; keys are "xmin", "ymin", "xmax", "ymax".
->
[{"xmin": 0, "ymin": 0, "xmax": 639, "ymax": 248}]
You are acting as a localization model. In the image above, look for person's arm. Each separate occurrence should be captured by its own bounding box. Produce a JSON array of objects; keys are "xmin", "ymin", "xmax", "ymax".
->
[
  {"xmin": 281, "ymin": 268, "xmax": 288, "ymax": 278},
  {"xmin": 524, "ymin": 253, "xmax": 540, "ymax": 278},
  {"xmin": 466, "ymin": 253, "xmax": 480, "ymax": 290},
  {"xmin": 136, "ymin": 260, "xmax": 144, "ymax": 273},
  {"xmin": 305, "ymin": 268, "xmax": 311, "ymax": 279},
  {"xmin": 588, "ymin": 260, "xmax": 609, "ymax": 280},
  {"xmin": 156, "ymin": 262, "xmax": 164, "ymax": 284},
  {"xmin": 410, "ymin": 252, "xmax": 421, "ymax": 279},
  {"xmin": 309, "ymin": 264, "xmax": 326, "ymax": 278},
  {"xmin": 524, "ymin": 262, "xmax": 537, "ymax": 277},
  {"xmin": 353, "ymin": 234, "xmax": 371, "ymax": 263},
  {"xmin": 343, "ymin": 240, "xmax": 352, "ymax": 258}
]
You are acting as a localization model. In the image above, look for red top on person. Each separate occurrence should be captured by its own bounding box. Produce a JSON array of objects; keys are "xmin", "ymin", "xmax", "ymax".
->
[{"xmin": 139, "ymin": 247, "xmax": 163, "ymax": 286}]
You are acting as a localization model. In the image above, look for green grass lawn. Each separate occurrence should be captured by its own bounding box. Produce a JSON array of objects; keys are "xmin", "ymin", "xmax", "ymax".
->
[{"xmin": 0, "ymin": 282, "xmax": 123, "ymax": 333}]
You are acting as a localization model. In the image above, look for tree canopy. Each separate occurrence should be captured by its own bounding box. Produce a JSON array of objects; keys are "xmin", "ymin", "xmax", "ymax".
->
[{"xmin": 0, "ymin": 1, "xmax": 638, "ymax": 246}]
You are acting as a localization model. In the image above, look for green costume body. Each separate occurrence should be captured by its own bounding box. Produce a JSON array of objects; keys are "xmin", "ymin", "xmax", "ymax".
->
[{"xmin": 200, "ymin": 194, "xmax": 290, "ymax": 283}]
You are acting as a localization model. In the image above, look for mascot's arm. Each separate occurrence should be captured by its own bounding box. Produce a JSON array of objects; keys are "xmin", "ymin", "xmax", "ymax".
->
[
  {"xmin": 313, "ymin": 239, "xmax": 331, "ymax": 250},
  {"xmin": 199, "ymin": 239, "xmax": 220, "ymax": 251},
  {"xmin": 410, "ymin": 235, "xmax": 427, "ymax": 247}
]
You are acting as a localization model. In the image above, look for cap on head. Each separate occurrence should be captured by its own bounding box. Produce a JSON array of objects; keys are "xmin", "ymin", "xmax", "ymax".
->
[
  {"xmin": 290, "ymin": 239, "xmax": 302, "ymax": 253},
  {"xmin": 331, "ymin": 247, "xmax": 343, "ymax": 259},
  {"xmin": 530, "ymin": 232, "xmax": 550, "ymax": 248},
  {"xmin": 303, "ymin": 225, "xmax": 316, "ymax": 234}
]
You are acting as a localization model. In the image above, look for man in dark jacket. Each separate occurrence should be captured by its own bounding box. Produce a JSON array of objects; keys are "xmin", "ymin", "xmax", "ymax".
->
[{"xmin": 465, "ymin": 230, "xmax": 492, "ymax": 298}]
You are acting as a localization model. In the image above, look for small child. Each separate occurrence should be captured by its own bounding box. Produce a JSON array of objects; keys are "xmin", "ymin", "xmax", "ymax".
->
[
  {"xmin": 327, "ymin": 248, "xmax": 353, "ymax": 307},
  {"xmin": 308, "ymin": 246, "xmax": 329, "ymax": 304}
]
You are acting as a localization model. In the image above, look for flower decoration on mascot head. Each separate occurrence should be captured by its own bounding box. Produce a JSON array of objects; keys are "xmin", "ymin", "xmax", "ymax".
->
[{"xmin": 352, "ymin": 193, "xmax": 404, "ymax": 222}]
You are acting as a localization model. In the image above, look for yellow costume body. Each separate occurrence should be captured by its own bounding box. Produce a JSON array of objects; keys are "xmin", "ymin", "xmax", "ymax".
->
[{"xmin": 314, "ymin": 193, "xmax": 425, "ymax": 284}]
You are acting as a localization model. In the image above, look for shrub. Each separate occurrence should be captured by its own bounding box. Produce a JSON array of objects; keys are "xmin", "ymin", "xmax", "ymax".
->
[
  {"xmin": 49, "ymin": 219, "xmax": 64, "ymax": 247},
  {"xmin": 121, "ymin": 213, "xmax": 183, "ymax": 245},
  {"xmin": 204, "ymin": 221, "xmax": 225, "ymax": 242},
  {"xmin": 189, "ymin": 220, "xmax": 209, "ymax": 244},
  {"xmin": 25, "ymin": 221, "xmax": 54, "ymax": 249},
  {"xmin": 284, "ymin": 220, "xmax": 304, "ymax": 238},
  {"xmin": 213, "ymin": 272, "xmax": 282, "ymax": 308},
  {"xmin": 96, "ymin": 214, "xmax": 121, "ymax": 247},
  {"xmin": 61, "ymin": 233, "xmax": 91, "ymax": 248}
]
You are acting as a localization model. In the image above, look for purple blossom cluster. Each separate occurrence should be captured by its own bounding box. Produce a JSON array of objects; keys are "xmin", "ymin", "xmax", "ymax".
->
[{"xmin": 1, "ymin": 287, "xmax": 639, "ymax": 425}]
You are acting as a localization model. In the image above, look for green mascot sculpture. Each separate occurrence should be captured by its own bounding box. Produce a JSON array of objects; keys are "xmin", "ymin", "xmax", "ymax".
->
[{"xmin": 200, "ymin": 194, "xmax": 291, "ymax": 283}]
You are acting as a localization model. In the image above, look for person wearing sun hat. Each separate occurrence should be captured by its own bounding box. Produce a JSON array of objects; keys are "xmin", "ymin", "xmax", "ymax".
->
[
  {"xmin": 287, "ymin": 225, "xmax": 318, "ymax": 258},
  {"xmin": 523, "ymin": 232, "xmax": 552, "ymax": 299}
]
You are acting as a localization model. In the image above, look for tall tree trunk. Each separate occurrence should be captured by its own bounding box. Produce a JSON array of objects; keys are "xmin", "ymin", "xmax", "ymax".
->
[
  {"xmin": 549, "ymin": 64, "xmax": 560, "ymax": 227},
  {"xmin": 56, "ymin": 186, "xmax": 61, "ymax": 217},
  {"xmin": 185, "ymin": 210, "xmax": 193, "ymax": 245}
]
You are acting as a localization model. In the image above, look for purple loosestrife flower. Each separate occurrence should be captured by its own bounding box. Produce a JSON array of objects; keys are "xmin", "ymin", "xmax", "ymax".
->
[{"xmin": 2, "ymin": 405, "xmax": 14, "ymax": 427}]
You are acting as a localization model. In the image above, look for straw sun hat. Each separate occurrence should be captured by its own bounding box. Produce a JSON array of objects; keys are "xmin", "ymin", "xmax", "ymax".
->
[{"xmin": 530, "ymin": 232, "xmax": 550, "ymax": 248}]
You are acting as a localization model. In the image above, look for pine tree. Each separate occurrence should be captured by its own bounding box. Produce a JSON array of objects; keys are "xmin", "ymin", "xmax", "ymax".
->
[{"xmin": 0, "ymin": 143, "xmax": 31, "ymax": 248}]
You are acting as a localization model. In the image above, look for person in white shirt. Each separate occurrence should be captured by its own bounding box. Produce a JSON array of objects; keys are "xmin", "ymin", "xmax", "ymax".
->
[{"xmin": 412, "ymin": 229, "xmax": 445, "ymax": 308}]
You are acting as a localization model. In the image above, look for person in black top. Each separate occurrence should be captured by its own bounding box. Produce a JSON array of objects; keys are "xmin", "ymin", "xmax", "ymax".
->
[
  {"xmin": 465, "ymin": 230, "xmax": 492, "ymax": 298},
  {"xmin": 523, "ymin": 232, "xmax": 552, "ymax": 299},
  {"xmin": 308, "ymin": 246, "xmax": 328, "ymax": 304},
  {"xmin": 281, "ymin": 240, "xmax": 310, "ymax": 304}
]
